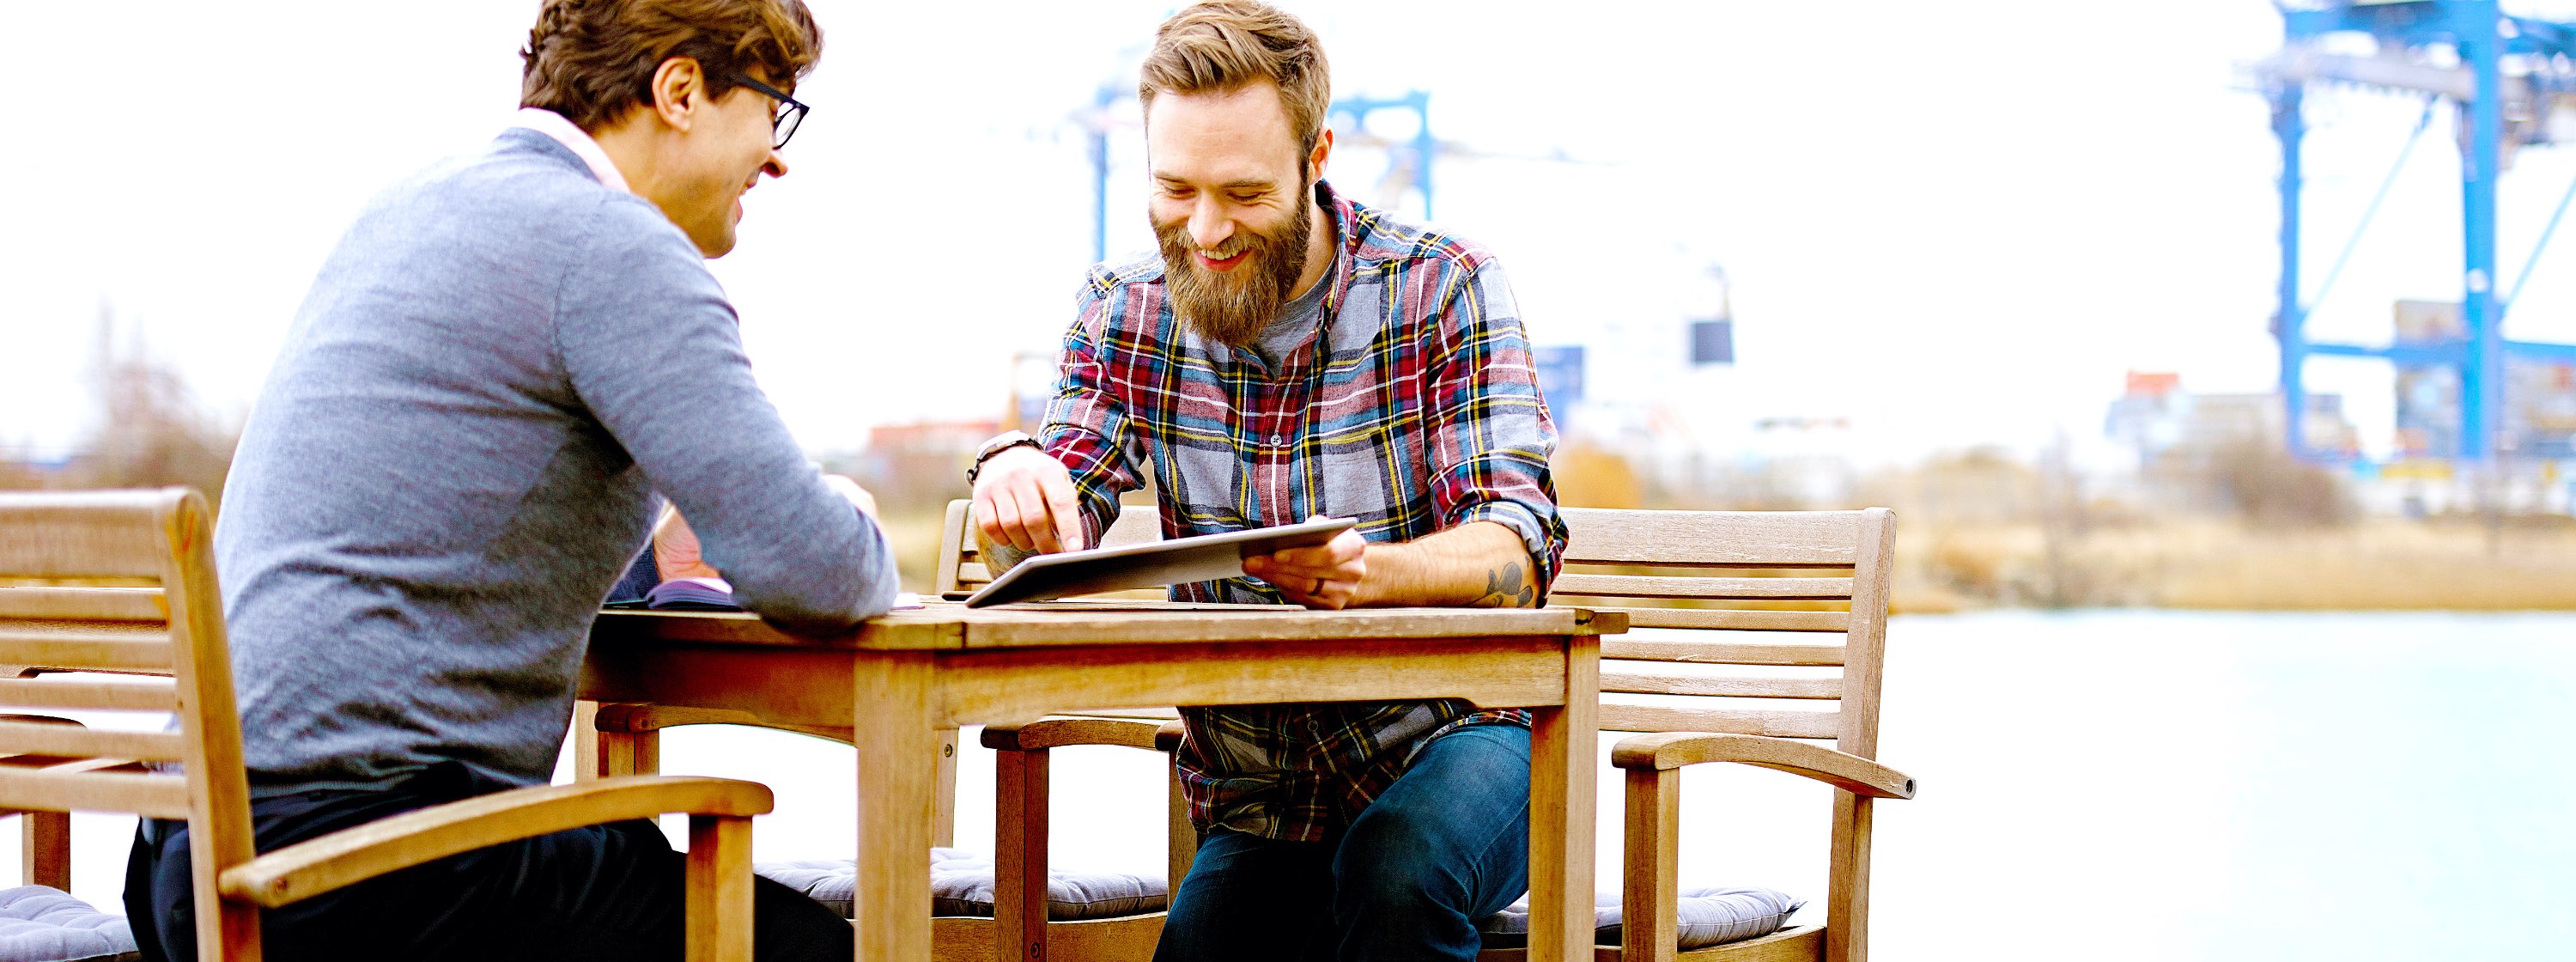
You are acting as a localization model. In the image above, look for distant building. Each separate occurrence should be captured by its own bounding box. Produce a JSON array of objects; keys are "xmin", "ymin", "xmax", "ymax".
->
[{"xmin": 2104, "ymin": 371, "xmax": 2357, "ymax": 466}]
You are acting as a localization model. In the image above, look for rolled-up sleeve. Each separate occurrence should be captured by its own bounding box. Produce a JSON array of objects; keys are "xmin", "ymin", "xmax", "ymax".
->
[
  {"xmin": 1041, "ymin": 268, "xmax": 1151, "ymax": 548},
  {"xmin": 1420, "ymin": 259, "xmax": 1570, "ymax": 593}
]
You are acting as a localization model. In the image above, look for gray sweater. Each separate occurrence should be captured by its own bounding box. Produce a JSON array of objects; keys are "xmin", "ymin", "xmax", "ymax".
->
[{"xmin": 216, "ymin": 129, "xmax": 898, "ymax": 790}]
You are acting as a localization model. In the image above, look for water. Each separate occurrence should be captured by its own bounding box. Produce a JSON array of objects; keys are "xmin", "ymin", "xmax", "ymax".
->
[{"xmin": 34, "ymin": 612, "xmax": 2576, "ymax": 959}]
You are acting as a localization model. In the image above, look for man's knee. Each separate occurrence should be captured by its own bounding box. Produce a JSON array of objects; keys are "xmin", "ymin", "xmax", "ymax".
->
[{"xmin": 1332, "ymin": 728, "xmax": 1534, "ymax": 921}]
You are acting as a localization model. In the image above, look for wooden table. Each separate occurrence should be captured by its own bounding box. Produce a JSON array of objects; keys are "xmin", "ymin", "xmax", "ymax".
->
[{"xmin": 580, "ymin": 600, "xmax": 1622, "ymax": 962}]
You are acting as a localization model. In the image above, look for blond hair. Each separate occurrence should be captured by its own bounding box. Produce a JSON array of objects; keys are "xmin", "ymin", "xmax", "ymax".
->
[{"xmin": 1138, "ymin": 0, "xmax": 1331, "ymax": 157}]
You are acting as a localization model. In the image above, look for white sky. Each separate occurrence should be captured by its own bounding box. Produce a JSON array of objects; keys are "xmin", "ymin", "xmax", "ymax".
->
[{"xmin": 11, "ymin": 1, "xmax": 2576, "ymax": 465}]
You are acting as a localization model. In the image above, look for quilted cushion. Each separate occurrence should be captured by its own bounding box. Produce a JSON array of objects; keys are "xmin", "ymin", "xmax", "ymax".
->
[
  {"xmin": 0, "ymin": 886, "xmax": 138, "ymax": 962},
  {"xmin": 759, "ymin": 848, "xmax": 1166, "ymax": 922},
  {"xmin": 1476, "ymin": 886, "xmax": 1803, "ymax": 950}
]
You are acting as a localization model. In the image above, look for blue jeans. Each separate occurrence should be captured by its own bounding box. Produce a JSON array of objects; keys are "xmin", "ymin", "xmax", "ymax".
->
[{"xmin": 1155, "ymin": 724, "xmax": 1531, "ymax": 962}]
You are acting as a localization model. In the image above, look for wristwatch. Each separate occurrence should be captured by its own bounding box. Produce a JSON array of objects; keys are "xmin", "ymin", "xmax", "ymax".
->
[{"xmin": 965, "ymin": 430, "xmax": 1045, "ymax": 486}]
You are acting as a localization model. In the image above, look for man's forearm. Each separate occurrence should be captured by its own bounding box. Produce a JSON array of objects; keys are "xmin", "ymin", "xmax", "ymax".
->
[{"xmin": 1356, "ymin": 521, "xmax": 1540, "ymax": 608}]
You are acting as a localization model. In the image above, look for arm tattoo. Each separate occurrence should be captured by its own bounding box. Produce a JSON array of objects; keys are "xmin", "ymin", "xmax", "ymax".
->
[{"xmin": 1470, "ymin": 562, "xmax": 1537, "ymax": 608}]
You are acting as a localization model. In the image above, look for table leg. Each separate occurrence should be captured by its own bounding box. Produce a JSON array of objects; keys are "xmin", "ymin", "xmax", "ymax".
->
[
  {"xmin": 853, "ymin": 650, "xmax": 937, "ymax": 962},
  {"xmin": 1526, "ymin": 636, "xmax": 1600, "ymax": 962}
]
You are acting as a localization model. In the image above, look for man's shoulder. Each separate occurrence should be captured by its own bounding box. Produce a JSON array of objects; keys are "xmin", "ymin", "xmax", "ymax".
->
[
  {"xmin": 373, "ymin": 131, "xmax": 670, "ymax": 250},
  {"xmin": 1338, "ymin": 193, "xmax": 1503, "ymax": 279},
  {"xmin": 1082, "ymin": 253, "xmax": 1171, "ymax": 297}
]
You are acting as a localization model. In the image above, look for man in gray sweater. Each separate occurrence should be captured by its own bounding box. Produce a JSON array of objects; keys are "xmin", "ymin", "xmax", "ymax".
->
[{"xmin": 121, "ymin": 3, "xmax": 884, "ymax": 959}]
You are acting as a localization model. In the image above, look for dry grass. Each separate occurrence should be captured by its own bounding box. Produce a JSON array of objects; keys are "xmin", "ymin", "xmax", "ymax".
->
[
  {"xmin": 882, "ymin": 503, "xmax": 2576, "ymax": 612},
  {"xmin": 876, "ymin": 509, "xmax": 951, "ymax": 594},
  {"xmin": 1907, "ymin": 519, "xmax": 2576, "ymax": 611}
]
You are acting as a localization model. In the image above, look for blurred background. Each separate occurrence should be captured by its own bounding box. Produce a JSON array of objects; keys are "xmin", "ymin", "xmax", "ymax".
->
[{"xmin": 4, "ymin": 1, "xmax": 2573, "ymax": 958}]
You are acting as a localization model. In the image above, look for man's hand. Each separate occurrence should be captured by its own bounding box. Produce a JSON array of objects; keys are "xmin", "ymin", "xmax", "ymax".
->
[
  {"xmin": 822, "ymin": 473, "xmax": 878, "ymax": 518},
  {"xmin": 1244, "ymin": 520, "xmax": 1369, "ymax": 610},
  {"xmin": 652, "ymin": 507, "xmax": 723, "ymax": 581},
  {"xmin": 972, "ymin": 446, "xmax": 1085, "ymax": 555}
]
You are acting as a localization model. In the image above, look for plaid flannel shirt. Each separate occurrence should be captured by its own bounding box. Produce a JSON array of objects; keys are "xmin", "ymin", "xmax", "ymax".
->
[{"xmin": 1036, "ymin": 181, "xmax": 1570, "ymax": 841}]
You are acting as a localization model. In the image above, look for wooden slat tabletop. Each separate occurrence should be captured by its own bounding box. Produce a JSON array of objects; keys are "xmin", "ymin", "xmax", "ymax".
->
[{"xmin": 591, "ymin": 600, "xmax": 1625, "ymax": 651}]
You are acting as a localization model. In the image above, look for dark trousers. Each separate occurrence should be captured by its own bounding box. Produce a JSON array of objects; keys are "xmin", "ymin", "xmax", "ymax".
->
[
  {"xmin": 1154, "ymin": 725, "xmax": 1532, "ymax": 962},
  {"xmin": 124, "ymin": 761, "xmax": 852, "ymax": 962}
]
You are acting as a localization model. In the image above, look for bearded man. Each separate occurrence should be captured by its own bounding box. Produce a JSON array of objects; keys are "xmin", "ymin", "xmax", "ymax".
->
[{"xmin": 965, "ymin": 3, "xmax": 1567, "ymax": 959}]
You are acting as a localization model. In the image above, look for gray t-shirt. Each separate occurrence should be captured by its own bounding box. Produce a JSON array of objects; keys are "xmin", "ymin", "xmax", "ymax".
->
[
  {"xmin": 1249, "ymin": 266, "xmax": 1335, "ymax": 371},
  {"xmin": 216, "ymin": 130, "xmax": 902, "ymax": 791}
]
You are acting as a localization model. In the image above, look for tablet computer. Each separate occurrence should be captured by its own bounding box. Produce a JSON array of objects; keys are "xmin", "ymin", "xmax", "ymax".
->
[{"xmin": 964, "ymin": 516, "xmax": 1357, "ymax": 608}]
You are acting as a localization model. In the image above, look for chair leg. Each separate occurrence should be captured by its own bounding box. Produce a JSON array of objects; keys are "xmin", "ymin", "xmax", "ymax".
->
[
  {"xmin": 993, "ymin": 747, "xmax": 1049, "ymax": 962},
  {"xmin": 934, "ymin": 728, "xmax": 960, "ymax": 849},
  {"xmin": 1825, "ymin": 793, "xmax": 1874, "ymax": 962},
  {"xmin": 593, "ymin": 728, "xmax": 659, "ymax": 778},
  {"xmin": 571, "ymin": 701, "xmax": 603, "ymax": 783},
  {"xmin": 21, "ymin": 811, "xmax": 68, "ymax": 891},
  {"xmin": 686, "ymin": 813, "xmax": 756, "ymax": 962},
  {"xmin": 1621, "ymin": 768, "xmax": 1679, "ymax": 962}
]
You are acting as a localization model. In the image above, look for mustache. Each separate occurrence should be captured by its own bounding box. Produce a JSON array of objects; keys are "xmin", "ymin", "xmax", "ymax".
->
[{"xmin": 1152, "ymin": 200, "xmax": 1312, "ymax": 350}]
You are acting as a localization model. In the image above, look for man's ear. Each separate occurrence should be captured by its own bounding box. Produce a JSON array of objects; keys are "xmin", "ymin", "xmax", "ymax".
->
[
  {"xmin": 1306, "ymin": 126, "xmax": 1334, "ymax": 183},
  {"xmin": 648, "ymin": 56, "xmax": 705, "ymax": 132}
]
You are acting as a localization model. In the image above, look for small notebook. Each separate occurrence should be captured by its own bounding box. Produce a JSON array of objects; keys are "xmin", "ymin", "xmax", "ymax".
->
[{"xmin": 628, "ymin": 577, "xmax": 921, "ymax": 612}]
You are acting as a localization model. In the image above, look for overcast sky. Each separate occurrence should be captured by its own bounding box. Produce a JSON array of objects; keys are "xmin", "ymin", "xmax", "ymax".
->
[{"xmin": 12, "ymin": 1, "xmax": 2576, "ymax": 466}]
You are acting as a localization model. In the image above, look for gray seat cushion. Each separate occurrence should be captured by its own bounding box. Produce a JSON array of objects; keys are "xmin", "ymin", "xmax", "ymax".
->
[
  {"xmin": 758, "ymin": 848, "xmax": 1166, "ymax": 922},
  {"xmin": 1476, "ymin": 886, "xmax": 1803, "ymax": 951},
  {"xmin": 0, "ymin": 886, "xmax": 138, "ymax": 962}
]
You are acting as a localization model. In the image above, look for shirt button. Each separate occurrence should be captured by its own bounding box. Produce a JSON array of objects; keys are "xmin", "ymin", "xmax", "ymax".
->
[{"xmin": 1269, "ymin": 435, "xmax": 1283, "ymax": 446}]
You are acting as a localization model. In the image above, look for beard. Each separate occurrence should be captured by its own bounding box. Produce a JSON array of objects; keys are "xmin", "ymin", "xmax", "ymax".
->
[{"xmin": 1155, "ymin": 186, "xmax": 1314, "ymax": 350}]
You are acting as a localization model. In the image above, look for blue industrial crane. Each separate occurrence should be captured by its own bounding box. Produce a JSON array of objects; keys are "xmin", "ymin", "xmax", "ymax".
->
[{"xmin": 2257, "ymin": 0, "xmax": 2576, "ymax": 463}]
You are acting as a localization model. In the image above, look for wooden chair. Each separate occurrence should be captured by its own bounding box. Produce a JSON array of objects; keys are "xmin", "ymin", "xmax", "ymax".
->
[
  {"xmin": 0, "ymin": 488, "xmax": 773, "ymax": 961},
  {"xmin": 1519, "ymin": 507, "xmax": 1914, "ymax": 962},
  {"xmin": 584, "ymin": 498, "xmax": 1192, "ymax": 962}
]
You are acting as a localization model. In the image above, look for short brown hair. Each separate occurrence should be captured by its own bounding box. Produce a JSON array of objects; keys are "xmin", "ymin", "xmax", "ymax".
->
[
  {"xmin": 1138, "ymin": 0, "xmax": 1331, "ymax": 159},
  {"xmin": 520, "ymin": 0, "xmax": 823, "ymax": 131}
]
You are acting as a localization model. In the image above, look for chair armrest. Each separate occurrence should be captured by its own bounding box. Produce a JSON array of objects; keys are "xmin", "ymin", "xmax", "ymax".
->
[
  {"xmin": 1610, "ymin": 732, "xmax": 1916, "ymax": 800},
  {"xmin": 219, "ymin": 776, "xmax": 771, "ymax": 908},
  {"xmin": 1154, "ymin": 719, "xmax": 1186, "ymax": 752},
  {"xmin": 982, "ymin": 717, "xmax": 1169, "ymax": 752}
]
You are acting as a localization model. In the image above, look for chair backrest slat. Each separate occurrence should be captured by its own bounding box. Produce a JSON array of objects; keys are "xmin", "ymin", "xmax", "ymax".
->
[
  {"xmin": 1560, "ymin": 508, "xmax": 1866, "ymax": 569},
  {"xmin": 0, "ymin": 630, "xmax": 178, "ymax": 672},
  {"xmin": 0, "ymin": 588, "xmax": 167, "ymax": 622},
  {"xmin": 0, "ymin": 492, "xmax": 175, "ymax": 580},
  {"xmin": 1589, "ymin": 607, "xmax": 1850, "ymax": 632},
  {"xmin": 0, "ymin": 766, "xmax": 191, "ymax": 819},
  {"xmin": 1597, "ymin": 703, "xmax": 1844, "ymax": 740},
  {"xmin": 1601, "ymin": 638, "xmax": 1846, "ymax": 667},
  {"xmin": 1601, "ymin": 670, "xmax": 1842, "ymax": 700},
  {"xmin": 1551, "ymin": 574, "xmax": 1854, "ymax": 600},
  {"xmin": 0, "ymin": 720, "xmax": 185, "ymax": 761},
  {"xmin": 0, "ymin": 677, "xmax": 179, "ymax": 713}
]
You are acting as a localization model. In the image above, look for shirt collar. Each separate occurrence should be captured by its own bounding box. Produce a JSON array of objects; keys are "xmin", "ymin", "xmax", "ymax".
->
[{"xmin": 507, "ymin": 107, "xmax": 631, "ymax": 195}]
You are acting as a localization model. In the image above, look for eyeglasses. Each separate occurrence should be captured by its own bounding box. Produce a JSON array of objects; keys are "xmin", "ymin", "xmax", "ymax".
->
[{"xmin": 732, "ymin": 74, "xmax": 809, "ymax": 150}]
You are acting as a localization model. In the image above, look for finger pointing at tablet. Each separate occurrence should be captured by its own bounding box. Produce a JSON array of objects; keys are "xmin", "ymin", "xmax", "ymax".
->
[{"xmin": 972, "ymin": 446, "xmax": 1086, "ymax": 554}]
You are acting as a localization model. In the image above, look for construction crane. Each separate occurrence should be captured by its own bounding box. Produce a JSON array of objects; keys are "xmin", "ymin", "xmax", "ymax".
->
[{"xmin": 2251, "ymin": 0, "xmax": 2576, "ymax": 464}]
